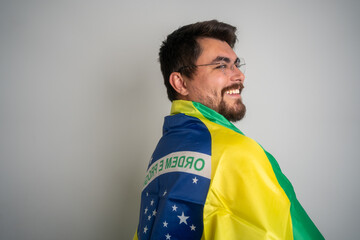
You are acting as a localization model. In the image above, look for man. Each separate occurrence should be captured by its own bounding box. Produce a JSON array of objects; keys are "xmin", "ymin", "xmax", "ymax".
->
[{"xmin": 134, "ymin": 20, "xmax": 324, "ymax": 239}]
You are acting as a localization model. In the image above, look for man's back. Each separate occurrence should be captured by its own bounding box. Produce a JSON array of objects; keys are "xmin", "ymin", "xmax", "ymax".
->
[{"xmin": 134, "ymin": 100, "xmax": 324, "ymax": 239}]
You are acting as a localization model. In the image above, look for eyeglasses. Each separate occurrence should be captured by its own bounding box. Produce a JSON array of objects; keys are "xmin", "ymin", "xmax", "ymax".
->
[{"xmin": 177, "ymin": 57, "xmax": 246, "ymax": 75}]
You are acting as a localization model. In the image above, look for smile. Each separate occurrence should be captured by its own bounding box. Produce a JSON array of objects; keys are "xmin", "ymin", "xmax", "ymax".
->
[{"xmin": 225, "ymin": 89, "xmax": 240, "ymax": 95}]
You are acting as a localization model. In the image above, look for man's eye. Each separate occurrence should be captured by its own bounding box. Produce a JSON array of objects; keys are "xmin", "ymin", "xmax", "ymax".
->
[{"xmin": 215, "ymin": 64, "xmax": 227, "ymax": 69}]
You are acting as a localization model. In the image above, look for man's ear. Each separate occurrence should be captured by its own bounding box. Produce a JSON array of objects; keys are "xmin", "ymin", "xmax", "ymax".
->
[{"xmin": 169, "ymin": 72, "xmax": 189, "ymax": 97}]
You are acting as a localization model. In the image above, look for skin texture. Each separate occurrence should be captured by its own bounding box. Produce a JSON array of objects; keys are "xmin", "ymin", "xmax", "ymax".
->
[{"xmin": 170, "ymin": 37, "xmax": 246, "ymax": 122}]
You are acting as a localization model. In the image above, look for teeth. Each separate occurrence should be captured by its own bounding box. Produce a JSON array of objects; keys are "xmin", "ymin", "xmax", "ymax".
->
[{"xmin": 226, "ymin": 89, "xmax": 240, "ymax": 94}]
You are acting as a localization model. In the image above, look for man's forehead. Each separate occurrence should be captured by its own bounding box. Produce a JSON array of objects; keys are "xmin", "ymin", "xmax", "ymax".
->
[{"xmin": 196, "ymin": 38, "xmax": 238, "ymax": 63}]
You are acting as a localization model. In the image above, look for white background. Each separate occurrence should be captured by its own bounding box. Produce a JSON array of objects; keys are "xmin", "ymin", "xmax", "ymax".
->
[{"xmin": 0, "ymin": 0, "xmax": 359, "ymax": 239}]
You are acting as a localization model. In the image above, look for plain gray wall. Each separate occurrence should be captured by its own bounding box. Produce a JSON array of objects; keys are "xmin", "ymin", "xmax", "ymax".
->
[{"xmin": 1, "ymin": 1, "xmax": 359, "ymax": 239}]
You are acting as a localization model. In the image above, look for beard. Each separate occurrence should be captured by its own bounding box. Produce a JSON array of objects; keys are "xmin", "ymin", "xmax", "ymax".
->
[
  {"xmin": 218, "ymin": 98, "xmax": 246, "ymax": 122},
  {"xmin": 219, "ymin": 83, "xmax": 246, "ymax": 122},
  {"xmin": 200, "ymin": 83, "xmax": 246, "ymax": 122}
]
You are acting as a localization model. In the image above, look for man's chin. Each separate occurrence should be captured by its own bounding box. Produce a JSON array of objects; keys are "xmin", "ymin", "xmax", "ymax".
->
[{"xmin": 218, "ymin": 100, "xmax": 246, "ymax": 122}]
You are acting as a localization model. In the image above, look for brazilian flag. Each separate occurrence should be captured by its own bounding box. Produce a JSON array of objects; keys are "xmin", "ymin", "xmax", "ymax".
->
[{"xmin": 134, "ymin": 100, "xmax": 324, "ymax": 240}]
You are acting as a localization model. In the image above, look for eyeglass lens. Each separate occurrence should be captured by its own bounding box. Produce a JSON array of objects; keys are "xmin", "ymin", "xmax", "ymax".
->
[{"xmin": 220, "ymin": 58, "xmax": 246, "ymax": 75}]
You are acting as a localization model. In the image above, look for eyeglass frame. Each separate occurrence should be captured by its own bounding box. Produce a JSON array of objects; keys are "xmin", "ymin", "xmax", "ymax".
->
[{"xmin": 176, "ymin": 57, "xmax": 246, "ymax": 74}]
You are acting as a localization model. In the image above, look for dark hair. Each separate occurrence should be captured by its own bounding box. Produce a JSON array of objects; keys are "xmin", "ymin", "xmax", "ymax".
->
[{"xmin": 159, "ymin": 20, "xmax": 237, "ymax": 101}]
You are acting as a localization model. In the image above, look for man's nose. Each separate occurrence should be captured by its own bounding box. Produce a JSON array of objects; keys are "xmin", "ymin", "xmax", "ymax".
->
[{"xmin": 230, "ymin": 67, "xmax": 245, "ymax": 84}]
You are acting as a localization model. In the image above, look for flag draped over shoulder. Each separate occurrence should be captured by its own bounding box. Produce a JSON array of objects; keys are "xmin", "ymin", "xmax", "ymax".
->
[{"xmin": 134, "ymin": 100, "xmax": 324, "ymax": 240}]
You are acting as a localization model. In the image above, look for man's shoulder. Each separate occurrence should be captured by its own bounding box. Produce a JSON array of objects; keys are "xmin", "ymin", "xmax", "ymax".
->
[
  {"xmin": 151, "ymin": 113, "xmax": 212, "ymax": 164},
  {"xmin": 163, "ymin": 113, "xmax": 214, "ymax": 140}
]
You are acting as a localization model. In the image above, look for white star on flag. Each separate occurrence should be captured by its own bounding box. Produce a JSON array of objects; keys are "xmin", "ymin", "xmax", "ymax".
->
[
  {"xmin": 147, "ymin": 214, "xmax": 151, "ymax": 221},
  {"xmin": 144, "ymin": 207, "xmax": 148, "ymax": 214},
  {"xmin": 172, "ymin": 204, "xmax": 178, "ymax": 211},
  {"xmin": 150, "ymin": 200, "xmax": 154, "ymax": 206},
  {"xmin": 192, "ymin": 177, "xmax": 198, "ymax": 184},
  {"xmin": 162, "ymin": 190, "xmax": 167, "ymax": 196},
  {"xmin": 146, "ymin": 192, "xmax": 149, "ymax": 197},
  {"xmin": 177, "ymin": 212, "xmax": 189, "ymax": 225},
  {"xmin": 163, "ymin": 221, "xmax": 168, "ymax": 227},
  {"xmin": 165, "ymin": 233, "xmax": 171, "ymax": 240},
  {"xmin": 143, "ymin": 225, "xmax": 148, "ymax": 233},
  {"xmin": 190, "ymin": 224, "xmax": 196, "ymax": 231},
  {"xmin": 152, "ymin": 209, "xmax": 157, "ymax": 216}
]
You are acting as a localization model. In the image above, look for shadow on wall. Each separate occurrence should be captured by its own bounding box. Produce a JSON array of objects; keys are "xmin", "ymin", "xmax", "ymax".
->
[{"xmin": 97, "ymin": 66, "xmax": 154, "ymax": 240}]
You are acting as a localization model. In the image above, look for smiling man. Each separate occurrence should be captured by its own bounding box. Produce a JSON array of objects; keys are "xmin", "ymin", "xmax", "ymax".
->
[
  {"xmin": 171, "ymin": 37, "xmax": 246, "ymax": 122},
  {"xmin": 134, "ymin": 20, "xmax": 323, "ymax": 240}
]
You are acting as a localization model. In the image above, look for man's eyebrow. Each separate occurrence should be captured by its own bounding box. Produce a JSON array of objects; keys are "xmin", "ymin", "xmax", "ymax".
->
[
  {"xmin": 211, "ymin": 56, "xmax": 230, "ymax": 63},
  {"xmin": 211, "ymin": 56, "xmax": 240, "ymax": 63}
]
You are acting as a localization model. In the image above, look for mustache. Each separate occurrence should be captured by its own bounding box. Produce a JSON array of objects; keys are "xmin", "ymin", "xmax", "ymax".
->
[{"xmin": 221, "ymin": 83, "xmax": 244, "ymax": 97}]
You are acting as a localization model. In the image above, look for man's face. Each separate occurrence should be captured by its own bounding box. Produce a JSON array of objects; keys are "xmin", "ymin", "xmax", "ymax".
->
[{"xmin": 184, "ymin": 38, "xmax": 246, "ymax": 122}]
